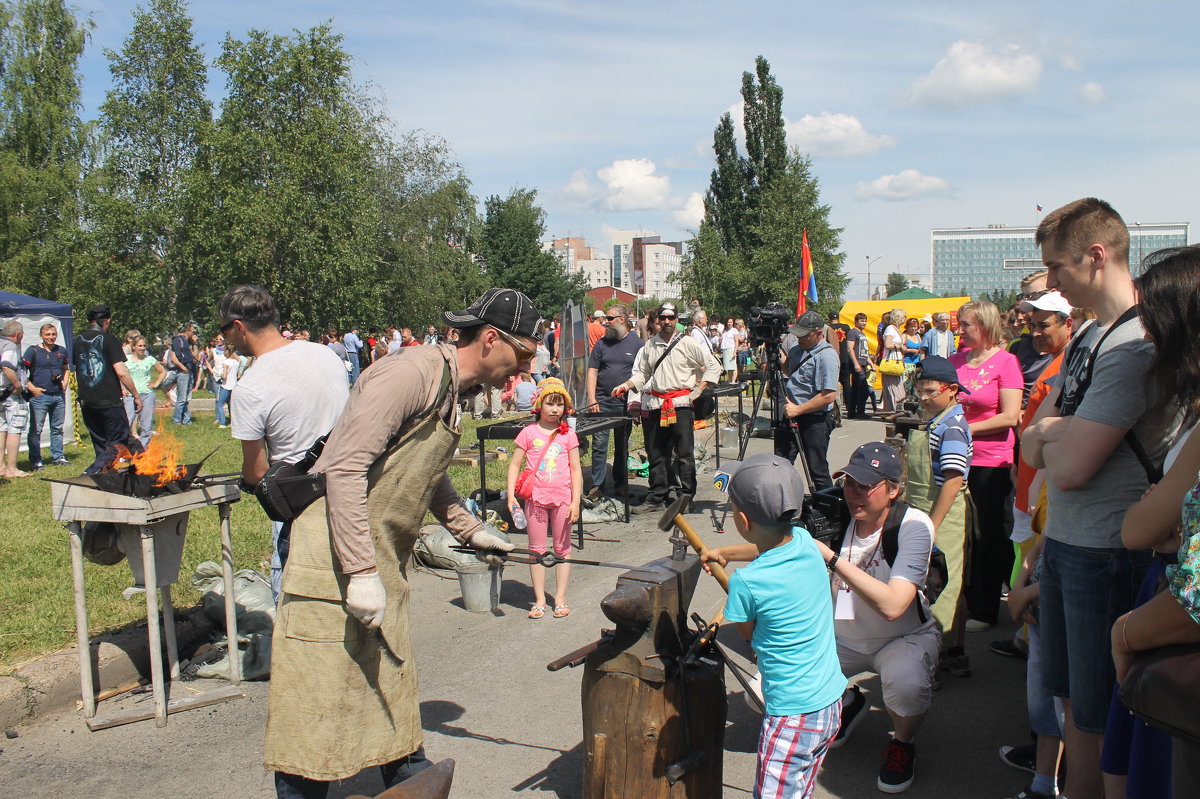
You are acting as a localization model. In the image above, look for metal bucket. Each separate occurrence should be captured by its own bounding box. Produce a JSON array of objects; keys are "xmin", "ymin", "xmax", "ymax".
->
[{"xmin": 455, "ymin": 561, "xmax": 503, "ymax": 612}]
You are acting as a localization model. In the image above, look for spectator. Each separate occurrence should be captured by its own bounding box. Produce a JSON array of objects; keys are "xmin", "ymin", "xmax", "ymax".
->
[
  {"xmin": 326, "ymin": 328, "xmax": 354, "ymax": 383},
  {"xmin": 21, "ymin": 323, "xmax": 71, "ymax": 469},
  {"xmin": 688, "ymin": 308, "xmax": 710, "ymax": 350},
  {"xmin": 919, "ymin": 313, "xmax": 957, "ymax": 360},
  {"xmin": 532, "ymin": 340, "xmax": 551, "ymax": 382},
  {"xmin": 214, "ymin": 344, "xmax": 244, "ymax": 429},
  {"xmin": 615, "ymin": 302, "xmax": 720, "ymax": 515},
  {"xmin": 400, "ymin": 328, "xmax": 420, "ymax": 348},
  {"xmin": 588, "ymin": 310, "xmax": 606, "ymax": 350},
  {"xmin": 827, "ymin": 311, "xmax": 852, "ymax": 411},
  {"xmin": 585, "ymin": 304, "xmax": 642, "ymax": 500},
  {"xmin": 422, "ymin": 325, "xmax": 439, "ymax": 345},
  {"xmin": 123, "ymin": 336, "xmax": 165, "ymax": 447},
  {"xmin": 845, "ymin": 313, "xmax": 876, "ymax": 419},
  {"xmin": 949, "ymin": 300, "xmax": 1023, "ymax": 632},
  {"xmin": 0, "ymin": 320, "xmax": 29, "ymax": 477},
  {"xmin": 777, "ymin": 311, "xmax": 839, "ymax": 490},
  {"xmin": 881, "ymin": 308, "xmax": 906, "ymax": 411},
  {"xmin": 512, "ymin": 373, "xmax": 537, "ymax": 413},
  {"xmin": 218, "ymin": 285, "xmax": 350, "ymax": 598},
  {"xmin": 343, "ymin": 327, "xmax": 363, "ymax": 385},
  {"xmin": 73, "ymin": 306, "xmax": 141, "ymax": 475},
  {"xmin": 159, "ymin": 322, "xmax": 197, "ymax": 425},
  {"xmin": 1022, "ymin": 198, "xmax": 1178, "ymax": 799},
  {"xmin": 720, "ymin": 320, "xmax": 740, "ymax": 383}
]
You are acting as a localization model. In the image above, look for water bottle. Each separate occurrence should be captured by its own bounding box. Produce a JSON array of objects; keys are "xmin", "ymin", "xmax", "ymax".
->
[{"xmin": 510, "ymin": 504, "xmax": 528, "ymax": 530}]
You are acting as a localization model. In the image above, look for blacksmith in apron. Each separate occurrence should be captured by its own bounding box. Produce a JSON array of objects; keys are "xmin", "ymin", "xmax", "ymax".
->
[
  {"xmin": 905, "ymin": 357, "xmax": 972, "ymax": 641},
  {"xmin": 264, "ymin": 289, "xmax": 544, "ymax": 798}
]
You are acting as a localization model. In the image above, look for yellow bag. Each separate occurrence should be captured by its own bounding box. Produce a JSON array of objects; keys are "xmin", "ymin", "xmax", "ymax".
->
[{"xmin": 878, "ymin": 358, "xmax": 906, "ymax": 377}]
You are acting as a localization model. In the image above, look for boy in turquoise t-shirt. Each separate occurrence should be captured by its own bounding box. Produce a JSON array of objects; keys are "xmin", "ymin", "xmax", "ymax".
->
[{"xmin": 703, "ymin": 454, "xmax": 846, "ymax": 799}]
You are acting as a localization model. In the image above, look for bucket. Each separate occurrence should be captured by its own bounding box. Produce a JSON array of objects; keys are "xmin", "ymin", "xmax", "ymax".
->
[{"xmin": 456, "ymin": 561, "xmax": 503, "ymax": 612}]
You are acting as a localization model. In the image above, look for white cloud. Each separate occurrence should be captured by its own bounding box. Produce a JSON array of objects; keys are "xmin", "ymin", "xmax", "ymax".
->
[
  {"xmin": 563, "ymin": 167, "xmax": 594, "ymax": 198},
  {"xmin": 1080, "ymin": 81, "xmax": 1107, "ymax": 105},
  {"xmin": 672, "ymin": 192, "xmax": 705, "ymax": 228},
  {"xmin": 855, "ymin": 169, "xmax": 953, "ymax": 202},
  {"xmin": 595, "ymin": 158, "xmax": 672, "ymax": 211},
  {"xmin": 786, "ymin": 112, "xmax": 896, "ymax": 158},
  {"xmin": 900, "ymin": 40, "xmax": 1042, "ymax": 109}
]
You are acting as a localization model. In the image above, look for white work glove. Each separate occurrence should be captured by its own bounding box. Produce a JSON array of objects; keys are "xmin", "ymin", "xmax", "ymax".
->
[
  {"xmin": 345, "ymin": 573, "xmax": 387, "ymax": 630},
  {"xmin": 465, "ymin": 529, "xmax": 515, "ymax": 565}
]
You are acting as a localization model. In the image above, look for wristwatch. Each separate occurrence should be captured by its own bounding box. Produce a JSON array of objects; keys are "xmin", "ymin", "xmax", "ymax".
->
[{"xmin": 826, "ymin": 552, "xmax": 840, "ymax": 572}]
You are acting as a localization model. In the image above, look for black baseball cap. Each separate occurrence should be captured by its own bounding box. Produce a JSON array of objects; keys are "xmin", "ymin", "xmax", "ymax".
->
[
  {"xmin": 834, "ymin": 442, "xmax": 901, "ymax": 485},
  {"xmin": 442, "ymin": 288, "xmax": 545, "ymax": 342},
  {"xmin": 722, "ymin": 454, "xmax": 807, "ymax": 527},
  {"xmin": 86, "ymin": 305, "xmax": 112, "ymax": 322},
  {"xmin": 916, "ymin": 356, "xmax": 971, "ymax": 393}
]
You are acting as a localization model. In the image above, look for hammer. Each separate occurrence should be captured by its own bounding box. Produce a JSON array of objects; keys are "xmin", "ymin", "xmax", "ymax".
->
[{"xmin": 657, "ymin": 494, "xmax": 730, "ymax": 592}]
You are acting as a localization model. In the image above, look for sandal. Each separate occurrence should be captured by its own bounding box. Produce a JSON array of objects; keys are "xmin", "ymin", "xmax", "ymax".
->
[
  {"xmin": 553, "ymin": 605, "xmax": 571, "ymax": 618},
  {"xmin": 528, "ymin": 605, "xmax": 547, "ymax": 619}
]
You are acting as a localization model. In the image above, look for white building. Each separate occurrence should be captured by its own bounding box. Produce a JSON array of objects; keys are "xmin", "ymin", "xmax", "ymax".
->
[
  {"xmin": 576, "ymin": 257, "xmax": 614, "ymax": 288},
  {"xmin": 609, "ymin": 228, "xmax": 656, "ymax": 292}
]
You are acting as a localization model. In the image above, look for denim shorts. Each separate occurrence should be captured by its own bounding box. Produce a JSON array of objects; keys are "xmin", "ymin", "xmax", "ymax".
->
[{"xmin": 1039, "ymin": 537, "xmax": 1149, "ymax": 734}]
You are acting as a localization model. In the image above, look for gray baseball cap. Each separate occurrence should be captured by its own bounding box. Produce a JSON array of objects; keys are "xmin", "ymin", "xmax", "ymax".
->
[
  {"xmin": 789, "ymin": 310, "xmax": 825, "ymax": 338},
  {"xmin": 721, "ymin": 454, "xmax": 807, "ymax": 527}
]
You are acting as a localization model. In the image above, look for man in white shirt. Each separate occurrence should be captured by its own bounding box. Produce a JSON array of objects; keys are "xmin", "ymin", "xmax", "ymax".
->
[{"xmin": 218, "ymin": 285, "xmax": 350, "ymax": 597}]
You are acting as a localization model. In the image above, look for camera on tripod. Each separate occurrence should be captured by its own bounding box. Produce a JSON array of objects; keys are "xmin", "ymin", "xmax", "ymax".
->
[{"xmin": 748, "ymin": 302, "xmax": 791, "ymax": 346}]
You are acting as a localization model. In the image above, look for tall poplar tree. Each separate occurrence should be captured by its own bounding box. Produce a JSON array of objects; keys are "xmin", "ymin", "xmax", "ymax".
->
[
  {"xmin": 92, "ymin": 0, "xmax": 210, "ymax": 333},
  {"xmin": 0, "ymin": 0, "xmax": 91, "ymax": 302}
]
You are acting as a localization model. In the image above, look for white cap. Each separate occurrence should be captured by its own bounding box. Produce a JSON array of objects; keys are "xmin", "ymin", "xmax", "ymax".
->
[
  {"xmin": 1019, "ymin": 290, "xmax": 1072, "ymax": 316},
  {"xmin": 593, "ymin": 309, "xmax": 605, "ymax": 318}
]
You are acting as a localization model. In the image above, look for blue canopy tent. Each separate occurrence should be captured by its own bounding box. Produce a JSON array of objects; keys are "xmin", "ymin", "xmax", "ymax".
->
[{"xmin": 0, "ymin": 289, "xmax": 76, "ymax": 452}]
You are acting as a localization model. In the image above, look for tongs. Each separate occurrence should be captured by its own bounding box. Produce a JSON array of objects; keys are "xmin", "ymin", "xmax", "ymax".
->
[{"xmin": 451, "ymin": 545, "xmax": 635, "ymax": 570}]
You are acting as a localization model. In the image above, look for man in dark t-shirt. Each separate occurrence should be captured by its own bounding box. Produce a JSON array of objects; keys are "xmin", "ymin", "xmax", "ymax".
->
[
  {"xmin": 827, "ymin": 311, "xmax": 853, "ymax": 413},
  {"xmin": 585, "ymin": 304, "xmax": 643, "ymax": 498},
  {"xmin": 74, "ymin": 305, "xmax": 140, "ymax": 474}
]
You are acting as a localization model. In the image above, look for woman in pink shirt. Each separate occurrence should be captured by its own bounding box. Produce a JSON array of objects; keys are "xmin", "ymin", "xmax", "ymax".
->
[{"xmin": 950, "ymin": 300, "xmax": 1023, "ymax": 631}]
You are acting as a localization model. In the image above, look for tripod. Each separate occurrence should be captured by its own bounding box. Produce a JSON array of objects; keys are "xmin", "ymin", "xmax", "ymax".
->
[{"xmin": 734, "ymin": 337, "xmax": 819, "ymax": 493}]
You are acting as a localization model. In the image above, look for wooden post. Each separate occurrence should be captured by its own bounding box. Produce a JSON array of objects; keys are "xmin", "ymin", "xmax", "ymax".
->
[
  {"xmin": 218, "ymin": 502, "xmax": 241, "ymax": 684},
  {"xmin": 140, "ymin": 526, "xmax": 168, "ymax": 727},
  {"xmin": 67, "ymin": 522, "xmax": 96, "ymax": 719}
]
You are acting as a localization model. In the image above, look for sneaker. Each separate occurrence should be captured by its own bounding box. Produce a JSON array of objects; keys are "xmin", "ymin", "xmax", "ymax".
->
[
  {"xmin": 51, "ymin": 457, "xmax": 71, "ymax": 465},
  {"xmin": 990, "ymin": 638, "xmax": 1029, "ymax": 659},
  {"xmin": 877, "ymin": 738, "xmax": 916, "ymax": 793},
  {"xmin": 965, "ymin": 618, "xmax": 994, "ymax": 632},
  {"xmin": 998, "ymin": 743, "xmax": 1036, "ymax": 774},
  {"xmin": 940, "ymin": 648, "xmax": 972, "ymax": 677},
  {"xmin": 830, "ymin": 686, "xmax": 866, "ymax": 749},
  {"xmin": 29, "ymin": 462, "xmax": 45, "ymax": 471},
  {"xmin": 1007, "ymin": 786, "xmax": 1056, "ymax": 799}
]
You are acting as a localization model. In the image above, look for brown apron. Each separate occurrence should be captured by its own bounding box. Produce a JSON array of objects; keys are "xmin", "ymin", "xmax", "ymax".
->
[
  {"xmin": 906, "ymin": 406, "xmax": 969, "ymax": 637},
  {"xmin": 264, "ymin": 364, "xmax": 458, "ymax": 781}
]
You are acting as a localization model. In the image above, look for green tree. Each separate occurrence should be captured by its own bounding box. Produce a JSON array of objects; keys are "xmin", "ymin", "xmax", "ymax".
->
[
  {"xmin": 684, "ymin": 56, "xmax": 847, "ymax": 320},
  {"xmin": 191, "ymin": 25, "xmax": 381, "ymax": 330},
  {"xmin": 90, "ymin": 0, "xmax": 210, "ymax": 334},
  {"xmin": 0, "ymin": 0, "xmax": 92, "ymax": 304},
  {"xmin": 478, "ymin": 187, "xmax": 587, "ymax": 319},
  {"xmin": 885, "ymin": 272, "xmax": 910, "ymax": 297}
]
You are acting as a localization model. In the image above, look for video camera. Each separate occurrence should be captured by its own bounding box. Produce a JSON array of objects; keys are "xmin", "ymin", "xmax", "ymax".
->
[
  {"xmin": 799, "ymin": 486, "xmax": 850, "ymax": 548},
  {"xmin": 748, "ymin": 302, "xmax": 791, "ymax": 346}
]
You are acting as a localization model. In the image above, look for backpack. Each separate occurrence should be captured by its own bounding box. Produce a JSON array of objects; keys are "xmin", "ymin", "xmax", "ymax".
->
[{"xmin": 842, "ymin": 500, "xmax": 947, "ymax": 623}]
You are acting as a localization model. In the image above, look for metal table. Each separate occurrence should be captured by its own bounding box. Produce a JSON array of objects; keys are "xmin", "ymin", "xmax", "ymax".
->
[
  {"xmin": 706, "ymin": 382, "xmax": 747, "ymax": 467},
  {"xmin": 475, "ymin": 413, "xmax": 634, "ymax": 548}
]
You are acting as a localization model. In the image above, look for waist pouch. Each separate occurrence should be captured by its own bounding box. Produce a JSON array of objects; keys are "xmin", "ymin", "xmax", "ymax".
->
[{"xmin": 254, "ymin": 435, "xmax": 329, "ymax": 523}]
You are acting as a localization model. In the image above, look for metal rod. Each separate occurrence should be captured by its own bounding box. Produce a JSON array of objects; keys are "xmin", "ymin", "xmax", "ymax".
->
[
  {"xmin": 67, "ymin": 522, "xmax": 95, "ymax": 719},
  {"xmin": 140, "ymin": 526, "xmax": 168, "ymax": 727},
  {"xmin": 161, "ymin": 585, "xmax": 179, "ymax": 681},
  {"xmin": 218, "ymin": 502, "xmax": 241, "ymax": 684}
]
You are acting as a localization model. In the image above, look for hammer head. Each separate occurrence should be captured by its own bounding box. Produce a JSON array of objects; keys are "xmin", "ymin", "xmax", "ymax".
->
[{"xmin": 657, "ymin": 494, "xmax": 690, "ymax": 531}]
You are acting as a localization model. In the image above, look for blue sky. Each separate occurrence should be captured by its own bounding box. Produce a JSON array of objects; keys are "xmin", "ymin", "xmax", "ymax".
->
[{"xmin": 74, "ymin": 0, "xmax": 1198, "ymax": 300}]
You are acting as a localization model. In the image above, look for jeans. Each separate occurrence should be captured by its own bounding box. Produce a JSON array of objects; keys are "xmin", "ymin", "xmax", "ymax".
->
[
  {"xmin": 162, "ymin": 369, "xmax": 193, "ymax": 424},
  {"xmin": 847, "ymin": 368, "xmax": 870, "ymax": 417},
  {"xmin": 773, "ymin": 412, "xmax": 834, "ymax": 492},
  {"xmin": 347, "ymin": 352, "xmax": 361, "ymax": 386},
  {"xmin": 80, "ymin": 404, "xmax": 132, "ymax": 474},
  {"xmin": 122, "ymin": 392, "xmax": 156, "ymax": 448},
  {"xmin": 215, "ymin": 386, "xmax": 232, "ymax": 426},
  {"xmin": 589, "ymin": 397, "xmax": 630, "ymax": 493},
  {"xmin": 643, "ymin": 407, "xmax": 695, "ymax": 506},
  {"xmin": 1040, "ymin": 537, "xmax": 1149, "ymax": 734},
  {"xmin": 26, "ymin": 393, "xmax": 66, "ymax": 463},
  {"xmin": 271, "ymin": 520, "xmax": 286, "ymax": 600},
  {"xmin": 274, "ymin": 748, "xmax": 430, "ymax": 799}
]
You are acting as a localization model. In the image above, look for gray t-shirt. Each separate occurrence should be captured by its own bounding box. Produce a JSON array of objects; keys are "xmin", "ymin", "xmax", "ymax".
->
[
  {"xmin": 1044, "ymin": 316, "xmax": 1178, "ymax": 548},
  {"xmin": 231, "ymin": 341, "xmax": 350, "ymax": 464},
  {"xmin": 784, "ymin": 339, "xmax": 840, "ymax": 413}
]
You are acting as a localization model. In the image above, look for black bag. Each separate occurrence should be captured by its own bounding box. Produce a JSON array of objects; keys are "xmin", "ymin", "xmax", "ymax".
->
[
  {"xmin": 1119, "ymin": 641, "xmax": 1200, "ymax": 747},
  {"xmin": 691, "ymin": 385, "xmax": 716, "ymax": 420},
  {"xmin": 253, "ymin": 434, "xmax": 329, "ymax": 523}
]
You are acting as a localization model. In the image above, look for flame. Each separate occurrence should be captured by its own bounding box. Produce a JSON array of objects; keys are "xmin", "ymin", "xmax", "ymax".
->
[{"xmin": 109, "ymin": 422, "xmax": 188, "ymax": 486}]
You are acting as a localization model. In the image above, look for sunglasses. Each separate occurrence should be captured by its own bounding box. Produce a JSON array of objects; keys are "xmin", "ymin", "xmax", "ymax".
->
[
  {"xmin": 605, "ymin": 314, "xmax": 623, "ymax": 321},
  {"xmin": 841, "ymin": 476, "xmax": 887, "ymax": 493},
  {"xmin": 219, "ymin": 319, "xmax": 240, "ymax": 334},
  {"xmin": 493, "ymin": 327, "xmax": 535, "ymax": 361},
  {"xmin": 658, "ymin": 315, "xmax": 677, "ymax": 321}
]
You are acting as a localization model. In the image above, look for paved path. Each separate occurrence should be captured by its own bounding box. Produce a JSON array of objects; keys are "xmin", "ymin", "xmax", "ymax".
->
[{"xmin": 0, "ymin": 417, "xmax": 1031, "ymax": 798}]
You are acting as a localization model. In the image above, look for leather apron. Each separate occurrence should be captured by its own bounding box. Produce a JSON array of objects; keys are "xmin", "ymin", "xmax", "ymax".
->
[
  {"xmin": 906, "ymin": 406, "xmax": 969, "ymax": 637},
  {"xmin": 264, "ymin": 363, "xmax": 458, "ymax": 781}
]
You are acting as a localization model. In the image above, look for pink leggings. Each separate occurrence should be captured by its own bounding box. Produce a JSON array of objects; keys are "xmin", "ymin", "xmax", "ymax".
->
[{"xmin": 526, "ymin": 501, "xmax": 573, "ymax": 558}]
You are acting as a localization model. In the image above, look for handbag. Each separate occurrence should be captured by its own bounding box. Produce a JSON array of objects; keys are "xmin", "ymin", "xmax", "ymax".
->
[
  {"xmin": 1119, "ymin": 640, "xmax": 1200, "ymax": 746},
  {"xmin": 514, "ymin": 429, "xmax": 560, "ymax": 501},
  {"xmin": 878, "ymin": 357, "xmax": 906, "ymax": 377},
  {"xmin": 691, "ymin": 385, "xmax": 716, "ymax": 420}
]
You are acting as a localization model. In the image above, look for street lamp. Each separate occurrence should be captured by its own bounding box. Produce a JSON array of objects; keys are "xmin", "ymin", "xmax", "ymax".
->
[{"xmin": 865, "ymin": 256, "xmax": 882, "ymax": 300}]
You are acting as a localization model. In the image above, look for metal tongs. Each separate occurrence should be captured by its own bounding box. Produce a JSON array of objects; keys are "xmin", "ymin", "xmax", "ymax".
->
[{"xmin": 450, "ymin": 545, "xmax": 635, "ymax": 570}]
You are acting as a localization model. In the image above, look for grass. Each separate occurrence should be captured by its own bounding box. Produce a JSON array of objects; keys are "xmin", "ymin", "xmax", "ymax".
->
[{"xmin": 0, "ymin": 403, "xmax": 648, "ymax": 672}]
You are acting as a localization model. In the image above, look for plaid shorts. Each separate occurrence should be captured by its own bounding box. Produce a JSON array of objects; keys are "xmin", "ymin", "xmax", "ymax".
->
[
  {"xmin": 1, "ymin": 395, "xmax": 28, "ymax": 435},
  {"xmin": 755, "ymin": 697, "xmax": 842, "ymax": 799}
]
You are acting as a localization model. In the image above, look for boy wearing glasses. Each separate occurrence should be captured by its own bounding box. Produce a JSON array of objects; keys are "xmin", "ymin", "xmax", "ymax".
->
[{"xmin": 815, "ymin": 443, "xmax": 939, "ymax": 794}]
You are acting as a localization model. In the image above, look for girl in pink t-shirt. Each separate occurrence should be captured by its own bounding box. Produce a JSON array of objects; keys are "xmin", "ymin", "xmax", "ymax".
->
[{"xmin": 507, "ymin": 377, "xmax": 582, "ymax": 619}]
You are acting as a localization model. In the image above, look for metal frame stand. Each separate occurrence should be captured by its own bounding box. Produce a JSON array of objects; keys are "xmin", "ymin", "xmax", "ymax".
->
[{"xmin": 66, "ymin": 499, "xmax": 245, "ymax": 731}]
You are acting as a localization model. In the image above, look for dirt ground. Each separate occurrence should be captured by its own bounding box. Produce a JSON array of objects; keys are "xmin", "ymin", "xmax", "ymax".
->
[{"xmin": 0, "ymin": 418, "xmax": 1033, "ymax": 798}]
